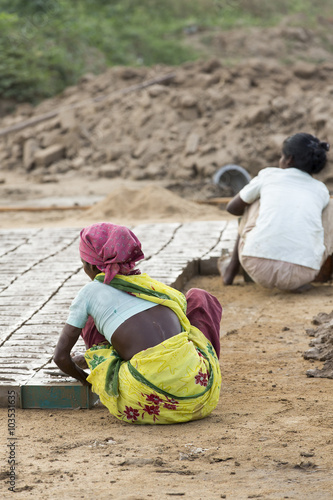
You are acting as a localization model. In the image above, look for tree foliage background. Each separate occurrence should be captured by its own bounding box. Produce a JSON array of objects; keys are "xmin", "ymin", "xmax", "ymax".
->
[{"xmin": 0, "ymin": 0, "xmax": 332, "ymax": 103}]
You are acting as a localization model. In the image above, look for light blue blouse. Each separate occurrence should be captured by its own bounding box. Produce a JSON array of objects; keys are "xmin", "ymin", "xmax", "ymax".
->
[{"xmin": 66, "ymin": 280, "xmax": 157, "ymax": 342}]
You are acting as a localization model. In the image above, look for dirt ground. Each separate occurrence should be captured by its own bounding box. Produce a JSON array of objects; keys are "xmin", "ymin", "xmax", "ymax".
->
[
  {"xmin": 1, "ymin": 174, "xmax": 333, "ymax": 500},
  {"xmin": 2, "ymin": 18, "xmax": 333, "ymax": 498},
  {"xmin": 1, "ymin": 274, "xmax": 333, "ymax": 499}
]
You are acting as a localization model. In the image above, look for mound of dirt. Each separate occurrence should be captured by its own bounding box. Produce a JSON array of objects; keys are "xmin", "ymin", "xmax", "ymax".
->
[
  {"xmin": 1, "ymin": 21, "xmax": 333, "ymax": 199},
  {"xmin": 83, "ymin": 184, "xmax": 223, "ymax": 222},
  {"xmin": 303, "ymin": 311, "xmax": 333, "ymax": 379}
]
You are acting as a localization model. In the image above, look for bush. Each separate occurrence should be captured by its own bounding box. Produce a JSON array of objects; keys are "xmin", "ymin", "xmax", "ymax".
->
[{"xmin": 0, "ymin": 0, "xmax": 332, "ymax": 103}]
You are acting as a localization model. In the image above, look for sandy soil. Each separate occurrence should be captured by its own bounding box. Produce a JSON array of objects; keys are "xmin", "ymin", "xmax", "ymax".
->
[
  {"xmin": 1, "ymin": 174, "xmax": 333, "ymax": 499},
  {"xmin": 0, "ymin": 171, "xmax": 233, "ymax": 229},
  {"xmin": 2, "ymin": 20, "xmax": 333, "ymax": 494},
  {"xmin": 1, "ymin": 275, "xmax": 333, "ymax": 499}
]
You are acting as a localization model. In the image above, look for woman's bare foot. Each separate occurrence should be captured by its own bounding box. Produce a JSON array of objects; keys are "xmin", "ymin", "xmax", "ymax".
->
[
  {"xmin": 217, "ymin": 257, "xmax": 236, "ymax": 285},
  {"xmin": 291, "ymin": 283, "xmax": 314, "ymax": 294},
  {"xmin": 217, "ymin": 251, "xmax": 240, "ymax": 285},
  {"xmin": 217, "ymin": 235, "xmax": 241, "ymax": 285}
]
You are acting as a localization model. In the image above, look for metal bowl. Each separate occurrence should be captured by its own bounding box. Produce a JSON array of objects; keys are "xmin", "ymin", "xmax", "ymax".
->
[{"xmin": 213, "ymin": 164, "xmax": 251, "ymax": 195}]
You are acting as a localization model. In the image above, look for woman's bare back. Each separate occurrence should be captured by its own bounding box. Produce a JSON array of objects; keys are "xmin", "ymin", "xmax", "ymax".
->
[{"xmin": 111, "ymin": 304, "xmax": 182, "ymax": 360}]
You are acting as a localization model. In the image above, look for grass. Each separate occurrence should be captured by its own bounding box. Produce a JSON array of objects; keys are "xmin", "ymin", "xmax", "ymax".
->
[{"xmin": 0, "ymin": 0, "xmax": 333, "ymax": 103}]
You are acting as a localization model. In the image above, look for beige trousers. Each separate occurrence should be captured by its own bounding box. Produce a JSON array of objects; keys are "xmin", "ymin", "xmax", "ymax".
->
[{"xmin": 238, "ymin": 199, "xmax": 333, "ymax": 291}]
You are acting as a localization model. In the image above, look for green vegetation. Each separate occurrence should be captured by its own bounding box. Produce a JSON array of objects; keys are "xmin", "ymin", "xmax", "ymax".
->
[{"xmin": 0, "ymin": 0, "xmax": 333, "ymax": 103}]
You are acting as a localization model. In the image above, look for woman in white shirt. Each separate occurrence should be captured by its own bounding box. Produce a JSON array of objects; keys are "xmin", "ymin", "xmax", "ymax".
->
[{"xmin": 221, "ymin": 132, "xmax": 332, "ymax": 291}]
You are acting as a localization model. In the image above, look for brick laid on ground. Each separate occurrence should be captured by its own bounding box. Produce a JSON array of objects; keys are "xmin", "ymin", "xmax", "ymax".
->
[{"xmin": 0, "ymin": 221, "xmax": 237, "ymax": 408}]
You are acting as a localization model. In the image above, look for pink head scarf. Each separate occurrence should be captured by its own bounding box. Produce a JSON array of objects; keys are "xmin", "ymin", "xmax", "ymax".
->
[{"xmin": 79, "ymin": 223, "xmax": 144, "ymax": 283}]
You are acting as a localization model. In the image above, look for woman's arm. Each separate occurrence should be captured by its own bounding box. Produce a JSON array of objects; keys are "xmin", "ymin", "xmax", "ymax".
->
[
  {"xmin": 226, "ymin": 193, "xmax": 249, "ymax": 216},
  {"xmin": 53, "ymin": 323, "xmax": 91, "ymax": 386}
]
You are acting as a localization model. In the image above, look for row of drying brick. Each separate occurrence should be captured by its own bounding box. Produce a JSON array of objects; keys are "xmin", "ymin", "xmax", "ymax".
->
[{"xmin": 0, "ymin": 220, "xmax": 238, "ymax": 407}]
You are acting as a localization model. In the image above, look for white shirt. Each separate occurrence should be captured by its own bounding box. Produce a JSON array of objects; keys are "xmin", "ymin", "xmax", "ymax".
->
[
  {"xmin": 66, "ymin": 280, "xmax": 157, "ymax": 343},
  {"xmin": 239, "ymin": 167, "xmax": 330, "ymax": 270}
]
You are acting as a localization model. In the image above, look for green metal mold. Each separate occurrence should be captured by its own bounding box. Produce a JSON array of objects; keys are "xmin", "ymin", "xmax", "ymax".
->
[{"xmin": 21, "ymin": 383, "xmax": 99, "ymax": 409}]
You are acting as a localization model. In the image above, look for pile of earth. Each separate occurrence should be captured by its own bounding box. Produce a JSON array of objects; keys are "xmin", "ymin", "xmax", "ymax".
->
[
  {"xmin": 1, "ymin": 21, "xmax": 333, "ymax": 200},
  {"xmin": 83, "ymin": 184, "xmax": 223, "ymax": 222},
  {"xmin": 304, "ymin": 311, "xmax": 333, "ymax": 379}
]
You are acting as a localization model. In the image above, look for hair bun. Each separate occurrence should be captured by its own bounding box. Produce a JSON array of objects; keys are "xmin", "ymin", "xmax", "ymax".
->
[{"xmin": 320, "ymin": 141, "xmax": 330, "ymax": 151}]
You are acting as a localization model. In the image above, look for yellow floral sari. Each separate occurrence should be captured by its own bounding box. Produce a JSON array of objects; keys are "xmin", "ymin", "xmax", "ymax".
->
[{"xmin": 84, "ymin": 273, "xmax": 221, "ymax": 424}]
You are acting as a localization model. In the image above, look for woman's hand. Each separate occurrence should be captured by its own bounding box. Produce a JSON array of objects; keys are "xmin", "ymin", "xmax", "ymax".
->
[
  {"xmin": 54, "ymin": 324, "xmax": 91, "ymax": 387},
  {"xmin": 71, "ymin": 351, "xmax": 88, "ymax": 369}
]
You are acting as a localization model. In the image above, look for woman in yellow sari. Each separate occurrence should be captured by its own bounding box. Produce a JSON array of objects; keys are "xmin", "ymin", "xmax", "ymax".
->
[{"xmin": 54, "ymin": 223, "xmax": 222, "ymax": 424}]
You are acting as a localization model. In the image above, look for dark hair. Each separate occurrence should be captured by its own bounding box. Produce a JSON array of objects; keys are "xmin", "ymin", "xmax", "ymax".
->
[{"xmin": 282, "ymin": 132, "xmax": 330, "ymax": 174}]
